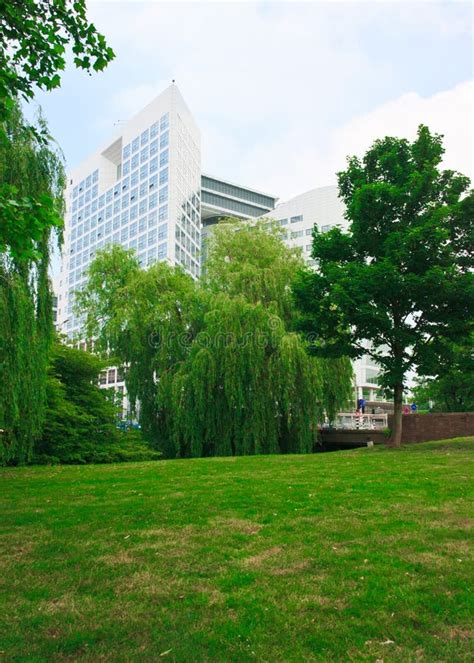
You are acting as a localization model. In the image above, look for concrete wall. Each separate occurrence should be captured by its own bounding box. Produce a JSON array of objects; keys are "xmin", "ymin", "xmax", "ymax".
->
[{"xmin": 388, "ymin": 412, "xmax": 474, "ymax": 444}]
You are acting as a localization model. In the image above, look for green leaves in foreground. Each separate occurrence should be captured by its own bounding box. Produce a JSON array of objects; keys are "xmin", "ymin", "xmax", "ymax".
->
[{"xmin": 76, "ymin": 221, "xmax": 353, "ymax": 457}]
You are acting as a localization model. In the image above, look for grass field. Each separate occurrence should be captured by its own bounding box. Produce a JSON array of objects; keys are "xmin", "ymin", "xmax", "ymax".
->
[{"xmin": 1, "ymin": 438, "xmax": 473, "ymax": 662}]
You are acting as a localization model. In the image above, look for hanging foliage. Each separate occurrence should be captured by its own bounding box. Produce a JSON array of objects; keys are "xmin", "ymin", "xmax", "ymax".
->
[
  {"xmin": 0, "ymin": 102, "xmax": 64, "ymax": 465},
  {"xmin": 76, "ymin": 221, "xmax": 353, "ymax": 458}
]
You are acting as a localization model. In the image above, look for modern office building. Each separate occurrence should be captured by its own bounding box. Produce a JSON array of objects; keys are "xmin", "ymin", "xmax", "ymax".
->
[
  {"xmin": 57, "ymin": 84, "xmax": 201, "ymax": 337},
  {"xmin": 200, "ymin": 174, "xmax": 278, "ymax": 263}
]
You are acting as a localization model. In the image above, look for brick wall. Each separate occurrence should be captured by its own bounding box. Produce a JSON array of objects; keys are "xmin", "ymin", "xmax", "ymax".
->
[{"xmin": 388, "ymin": 412, "xmax": 474, "ymax": 444}]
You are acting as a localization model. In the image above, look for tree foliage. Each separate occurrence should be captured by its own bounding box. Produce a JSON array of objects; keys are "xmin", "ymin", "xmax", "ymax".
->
[
  {"xmin": 76, "ymin": 221, "xmax": 353, "ymax": 457},
  {"xmin": 0, "ymin": 103, "xmax": 64, "ymax": 465},
  {"xmin": 0, "ymin": 0, "xmax": 115, "ymax": 117},
  {"xmin": 294, "ymin": 125, "xmax": 474, "ymax": 446},
  {"xmin": 34, "ymin": 341, "xmax": 160, "ymax": 464},
  {"xmin": 411, "ymin": 336, "xmax": 474, "ymax": 413}
]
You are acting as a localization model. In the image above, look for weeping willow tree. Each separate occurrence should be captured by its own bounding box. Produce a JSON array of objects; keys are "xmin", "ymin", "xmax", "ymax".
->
[
  {"xmin": 0, "ymin": 102, "xmax": 64, "ymax": 465},
  {"xmin": 76, "ymin": 220, "xmax": 353, "ymax": 457}
]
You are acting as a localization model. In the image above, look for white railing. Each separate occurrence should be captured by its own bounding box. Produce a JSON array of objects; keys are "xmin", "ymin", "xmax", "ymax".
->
[{"xmin": 325, "ymin": 412, "xmax": 388, "ymax": 430}]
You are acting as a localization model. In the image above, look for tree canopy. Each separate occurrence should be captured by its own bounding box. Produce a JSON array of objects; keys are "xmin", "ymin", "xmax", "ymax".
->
[
  {"xmin": 35, "ymin": 341, "xmax": 160, "ymax": 464},
  {"xmin": 411, "ymin": 336, "xmax": 474, "ymax": 413},
  {"xmin": 76, "ymin": 220, "xmax": 353, "ymax": 457},
  {"xmin": 0, "ymin": 0, "xmax": 115, "ymax": 117},
  {"xmin": 0, "ymin": 102, "xmax": 64, "ymax": 464},
  {"xmin": 294, "ymin": 125, "xmax": 474, "ymax": 446}
]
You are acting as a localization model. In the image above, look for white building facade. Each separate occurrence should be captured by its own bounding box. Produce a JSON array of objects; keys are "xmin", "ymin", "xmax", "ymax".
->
[{"xmin": 57, "ymin": 84, "xmax": 201, "ymax": 337}]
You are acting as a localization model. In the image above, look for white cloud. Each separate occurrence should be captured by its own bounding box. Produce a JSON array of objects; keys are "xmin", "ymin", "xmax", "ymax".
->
[
  {"xmin": 87, "ymin": 2, "xmax": 472, "ymax": 199},
  {"xmin": 248, "ymin": 80, "xmax": 474, "ymax": 200}
]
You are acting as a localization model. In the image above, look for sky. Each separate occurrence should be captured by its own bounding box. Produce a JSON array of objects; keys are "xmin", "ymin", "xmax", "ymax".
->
[{"xmin": 35, "ymin": 0, "xmax": 473, "ymax": 203}]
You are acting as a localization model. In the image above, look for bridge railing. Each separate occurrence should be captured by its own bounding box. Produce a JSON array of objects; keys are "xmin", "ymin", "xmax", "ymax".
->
[{"xmin": 323, "ymin": 413, "xmax": 388, "ymax": 430}]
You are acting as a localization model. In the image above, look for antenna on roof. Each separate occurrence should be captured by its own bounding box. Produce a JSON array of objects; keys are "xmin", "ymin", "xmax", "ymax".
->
[{"xmin": 172, "ymin": 79, "xmax": 175, "ymax": 84}]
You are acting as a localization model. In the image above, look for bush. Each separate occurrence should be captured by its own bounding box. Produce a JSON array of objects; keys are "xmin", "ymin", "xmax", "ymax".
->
[{"xmin": 33, "ymin": 343, "xmax": 159, "ymax": 464}]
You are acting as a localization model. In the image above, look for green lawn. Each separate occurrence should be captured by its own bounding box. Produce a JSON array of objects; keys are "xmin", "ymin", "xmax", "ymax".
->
[{"xmin": 1, "ymin": 439, "xmax": 473, "ymax": 662}]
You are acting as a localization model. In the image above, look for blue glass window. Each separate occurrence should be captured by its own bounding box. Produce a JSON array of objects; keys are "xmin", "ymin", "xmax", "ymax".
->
[
  {"xmin": 130, "ymin": 187, "xmax": 138, "ymax": 203},
  {"xmin": 129, "ymin": 222, "xmax": 137, "ymax": 237},
  {"xmin": 92, "ymin": 169, "xmax": 99, "ymax": 183},
  {"xmin": 121, "ymin": 210, "xmax": 129, "ymax": 225},
  {"xmin": 159, "ymin": 167, "xmax": 168, "ymax": 186},
  {"xmin": 160, "ymin": 131, "xmax": 169, "ymax": 149},
  {"xmin": 158, "ymin": 223, "xmax": 167, "ymax": 241},
  {"xmin": 158, "ymin": 205, "xmax": 167, "ymax": 222},
  {"xmin": 121, "ymin": 195, "xmax": 128, "ymax": 210},
  {"xmin": 150, "ymin": 121, "xmax": 159, "ymax": 138},
  {"xmin": 159, "ymin": 186, "xmax": 168, "ymax": 205},
  {"xmin": 157, "ymin": 242, "xmax": 167, "ymax": 260},
  {"xmin": 130, "ymin": 170, "xmax": 138, "ymax": 187},
  {"xmin": 130, "ymin": 205, "xmax": 138, "ymax": 221},
  {"xmin": 149, "ymin": 157, "xmax": 158, "ymax": 174},
  {"xmin": 140, "ymin": 147, "xmax": 148, "ymax": 163},
  {"xmin": 160, "ymin": 113, "xmax": 169, "ymax": 131},
  {"xmin": 123, "ymin": 143, "xmax": 131, "ymax": 159},
  {"xmin": 159, "ymin": 149, "xmax": 169, "ymax": 168},
  {"xmin": 140, "ymin": 163, "xmax": 148, "ymax": 180},
  {"xmin": 131, "ymin": 137, "xmax": 139, "ymax": 153},
  {"xmin": 149, "ymin": 192, "xmax": 158, "ymax": 209},
  {"xmin": 121, "ymin": 227, "xmax": 129, "ymax": 242},
  {"xmin": 131, "ymin": 153, "xmax": 139, "ymax": 170},
  {"xmin": 123, "ymin": 160, "xmax": 130, "ymax": 176},
  {"xmin": 149, "ymin": 174, "xmax": 158, "ymax": 189},
  {"xmin": 148, "ymin": 228, "xmax": 157, "ymax": 245},
  {"xmin": 139, "ymin": 199, "xmax": 147, "ymax": 215},
  {"xmin": 150, "ymin": 139, "xmax": 158, "ymax": 156}
]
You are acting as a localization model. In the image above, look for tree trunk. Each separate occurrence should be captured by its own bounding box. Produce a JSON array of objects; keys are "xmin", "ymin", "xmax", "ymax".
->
[{"xmin": 390, "ymin": 383, "xmax": 404, "ymax": 448}]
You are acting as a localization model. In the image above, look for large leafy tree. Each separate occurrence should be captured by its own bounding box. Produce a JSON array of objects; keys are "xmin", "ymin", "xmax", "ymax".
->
[
  {"xmin": 294, "ymin": 125, "xmax": 474, "ymax": 446},
  {"xmin": 0, "ymin": 103, "xmax": 64, "ymax": 464},
  {"xmin": 0, "ymin": 1, "xmax": 114, "ymax": 464},
  {"xmin": 76, "ymin": 222, "xmax": 353, "ymax": 457}
]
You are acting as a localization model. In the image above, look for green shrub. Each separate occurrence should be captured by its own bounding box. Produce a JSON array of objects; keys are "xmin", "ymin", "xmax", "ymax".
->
[{"xmin": 32, "ymin": 343, "xmax": 159, "ymax": 464}]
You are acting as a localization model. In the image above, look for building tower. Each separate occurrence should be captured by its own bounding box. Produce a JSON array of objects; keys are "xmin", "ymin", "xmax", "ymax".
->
[{"xmin": 57, "ymin": 84, "xmax": 201, "ymax": 337}]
